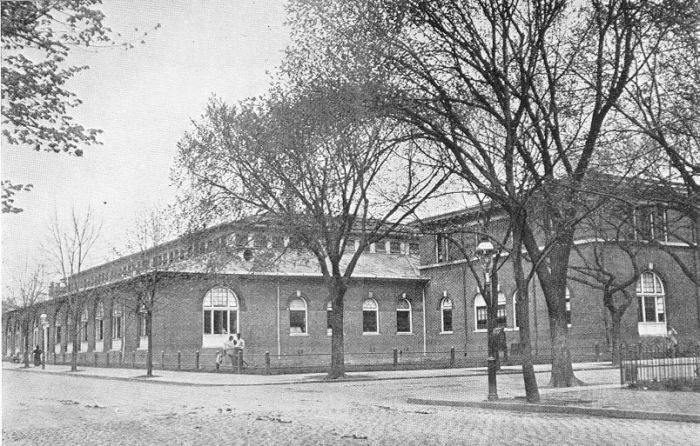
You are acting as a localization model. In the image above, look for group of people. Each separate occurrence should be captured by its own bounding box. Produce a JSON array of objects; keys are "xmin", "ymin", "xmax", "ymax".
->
[{"xmin": 216, "ymin": 333, "xmax": 245, "ymax": 371}]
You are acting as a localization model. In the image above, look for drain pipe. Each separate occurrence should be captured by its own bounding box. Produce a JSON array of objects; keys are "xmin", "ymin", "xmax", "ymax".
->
[
  {"xmin": 422, "ymin": 286, "xmax": 427, "ymax": 356},
  {"xmin": 276, "ymin": 283, "xmax": 281, "ymax": 356}
]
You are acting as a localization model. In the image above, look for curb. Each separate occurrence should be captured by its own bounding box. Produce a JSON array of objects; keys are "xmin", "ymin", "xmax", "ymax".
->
[
  {"xmin": 3, "ymin": 364, "xmax": 616, "ymax": 387},
  {"xmin": 407, "ymin": 398, "xmax": 700, "ymax": 424}
]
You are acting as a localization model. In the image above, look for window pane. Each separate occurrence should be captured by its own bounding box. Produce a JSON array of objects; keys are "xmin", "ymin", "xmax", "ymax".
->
[
  {"xmin": 656, "ymin": 297, "xmax": 665, "ymax": 322},
  {"xmin": 204, "ymin": 310, "xmax": 211, "ymax": 334},
  {"xmin": 327, "ymin": 310, "xmax": 333, "ymax": 331},
  {"xmin": 476, "ymin": 307, "xmax": 487, "ymax": 330},
  {"xmin": 390, "ymin": 241, "xmax": 401, "ymax": 254},
  {"xmin": 375, "ymin": 241, "xmax": 387, "ymax": 253},
  {"xmin": 443, "ymin": 309, "xmax": 453, "ymax": 332},
  {"xmin": 363, "ymin": 311, "xmax": 377, "ymax": 332},
  {"xmin": 397, "ymin": 310, "xmax": 411, "ymax": 332},
  {"xmin": 213, "ymin": 310, "xmax": 227, "ymax": 334},
  {"xmin": 497, "ymin": 304, "xmax": 507, "ymax": 327},
  {"xmin": 229, "ymin": 311, "xmax": 237, "ymax": 334},
  {"xmin": 56, "ymin": 327, "xmax": 62, "ymax": 344},
  {"xmin": 290, "ymin": 310, "xmax": 306, "ymax": 333},
  {"xmin": 644, "ymin": 297, "xmax": 656, "ymax": 323},
  {"xmin": 289, "ymin": 298, "xmax": 306, "ymax": 311}
]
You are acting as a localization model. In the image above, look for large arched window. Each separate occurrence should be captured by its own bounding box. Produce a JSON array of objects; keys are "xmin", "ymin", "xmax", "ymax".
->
[
  {"xmin": 475, "ymin": 292, "xmax": 506, "ymax": 331},
  {"xmin": 362, "ymin": 298, "xmax": 379, "ymax": 334},
  {"xmin": 289, "ymin": 297, "xmax": 307, "ymax": 334},
  {"xmin": 202, "ymin": 287, "xmax": 239, "ymax": 347},
  {"xmin": 80, "ymin": 307, "xmax": 89, "ymax": 351},
  {"xmin": 396, "ymin": 299, "xmax": 412, "ymax": 333},
  {"xmin": 637, "ymin": 271, "xmax": 666, "ymax": 336},
  {"xmin": 441, "ymin": 297, "xmax": 453, "ymax": 333}
]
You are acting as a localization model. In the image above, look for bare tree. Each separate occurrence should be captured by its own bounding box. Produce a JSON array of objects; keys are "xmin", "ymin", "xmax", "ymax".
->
[
  {"xmin": 43, "ymin": 206, "xmax": 101, "ymax": 371},
  {"xmin": 286, "ymin": 0, "xmax": 693, "ymax": 388},
  {"xmin": 115, "ymin": 206, "xmax": 176, "ymax": 377},
  {"xmin": 174, "ymin": 83, "xmax": 447, "ymax": 379},
  {"xmin": 4, "ymin": 262, "xmax": 48, "ymax": 367}
]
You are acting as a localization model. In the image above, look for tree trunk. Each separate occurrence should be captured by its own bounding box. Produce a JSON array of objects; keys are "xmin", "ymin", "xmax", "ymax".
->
[
  {"xmin": 22, "ymin": 320, "xmax": 30, "ymax": 368},
  {"xmin": 548, "ymin": 314, "xmax": 580, "ymax": 386},
  {"xmin": 71, "ymin": 309, "xmax": 79, "ymax": 372},
  {"xmin": 328, "ymin": 277, "xmax": 347, "ymax": 379},
  {"xmin": 512, "ymin": 210, "xmax": 540, "ymax": 402},
  {"xmin": 610, "ymin": 313, "xmax": 622, "ymax": 366},
  {"xmin": 146, "ymin": 309, "xmax": 153, "ymax": 377}
]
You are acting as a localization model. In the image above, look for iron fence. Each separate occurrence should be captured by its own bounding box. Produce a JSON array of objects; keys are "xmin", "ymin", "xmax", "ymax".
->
[
  {"xmin": 6, "ymin": 342, "xmax": 614, "ymax": 375},
  {"xmin": 619, "ymin": 343, "xmax": 700, "ymax": 387}
]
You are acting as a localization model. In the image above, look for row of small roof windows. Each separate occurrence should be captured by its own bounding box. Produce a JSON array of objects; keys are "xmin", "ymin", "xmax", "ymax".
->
[{"xmin": 66, "ymin": 234, "xmax": 420, "ymax": 290}]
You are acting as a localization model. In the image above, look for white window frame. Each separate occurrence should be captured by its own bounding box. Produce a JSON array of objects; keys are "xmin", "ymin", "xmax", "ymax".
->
[
  {"xmin": 565, "ymin": 287, "xmax": 572, "ymax": 327},
  {"xmin": 202, "ymin": 287, "xmax": 239, "ymax": 348},
  {"xmin": 80, "ymin": 307, "xmax": 89, "ymax": 351},
  {"xmin": 289, "ymin": 297, "xmax": 308, "ymax": 336},
  {"xmin": 637, "ymin": 271, "xmax": 667, "ymax": 336},
  {"xmin": 474, "ymin": 292, "xmax": 506, "ymax": 332},
  {"xmin": 396, "ymin": 298, "xmax": 412, "ymax": 334},
  {"xmin": 441, "ymin": 297, "xmax": 453, "ymax": 334},
  {"xmin": 362, "ymin": 298, "xmax": 379, "ymax": 334},
  {"xmin": 512, "ymin": 292, "xmax": 520, "ymax": 331}
]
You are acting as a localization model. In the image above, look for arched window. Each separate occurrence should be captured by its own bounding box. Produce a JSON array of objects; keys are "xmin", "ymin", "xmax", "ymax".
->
[
  {"xmin": 441, "ymin": 297, "xmax": 453, "ymax": 333},
  {"xmin": 396, "ymin": 299, "xmax": 412, "ymax": 333},
  {"xmin": 326, "ymin": 301, "xmax": 333, "ymax": 336},
  {"xmin": 474, "ymin": 292, "xmax": 506, "ymax": 331},
  {"xmin": 565, "ymin": 287, "xmax": 572, "ymax": 326},
  {"xmin": 203, "ymin": 287, "xmax": 239, "ymax": 344},
  {"xmin": 637, "ymin": 271, "xmax": 666, "ymax": 336},
  {"xmin": 54, "ymin": 311, "xmax": 62, "ymax": 354},
  {"xmin": 80, "ymin": 307, "xmax": 89, "ymax": 351},
  {"xmin": 95, "ymin": 302, "xmax": 104, "ymax": 342},
  {"xmin": 362, "ymin": 298, "xmax": 379, "ymax": 334},
  {"xmin": 513, "ymin": 292, "xmax": 519, "ymax": 329},
  {"xmin": 289, "ymin": 297, "xmax": 307, "ymax": 334}
]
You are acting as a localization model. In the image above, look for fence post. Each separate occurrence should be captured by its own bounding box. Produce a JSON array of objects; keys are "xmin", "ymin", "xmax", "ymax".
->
[
  {"xmin": 94, "ymin": 352, "xmax": 98, "ymax": 367},
  {"xmin": 62, "ymin": 352, "xmax": 66, "ymax": 364},
  {"xmin": 177, "ymin": 351, "xmax": 181, "ymax": 371},
  {"xmin": 132, "ymin": 350, "xmax": 136, "ymax": 368},
  {"xmin": 393, "ymin": 348, "xmax": 398, "ymax": 370},
  {"xmin": 53, "ymin": 352, "xmax": 57, "ymax": 365},
  {"xmin": 161, "ymin": 351, "xmax": 165, "ymax": 370},
  {"xmin": 450, "ymin": 347, "xmax": 455, "ymax": 367},
  {"xmin": 118, "ymin": 351, "xmax": 123, "ymax": 366},
  {"xmin": 237, "ymin": 350, "xmax": 243, "ymax": 374},
  {"xmin": 265, "ymin": 351, "xmax": 270, "ymax": 375},
  {"xmin": 195, "ymin": 350, "xmax": 200, "ymax": 370},
  {"xmin": 619, "ymin": 347, "xmax": 625, "ymax": 385},
  {"xmin": 106, "ymin": 352, "xmax": 110, "ymax": 368}
]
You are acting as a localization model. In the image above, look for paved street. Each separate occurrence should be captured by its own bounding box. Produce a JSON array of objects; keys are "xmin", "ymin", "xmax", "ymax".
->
[{"xmin": 3, "ymin": 367, "xmax": 699, "ymax": 445}]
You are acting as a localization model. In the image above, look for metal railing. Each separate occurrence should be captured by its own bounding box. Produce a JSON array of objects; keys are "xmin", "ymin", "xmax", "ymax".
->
[{"xmin": 619, "ymin": 343, "xmax": 700, "ymax": 387}]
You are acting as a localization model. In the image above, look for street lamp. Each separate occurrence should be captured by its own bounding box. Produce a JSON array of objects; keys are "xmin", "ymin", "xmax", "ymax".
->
[
  {"xmin": 39, "ymin": 313, "xmax": 49, "ymax": 370},
  {"xmin": 476, "ymin": 238, "xmax": 498, "ymax": 401}
]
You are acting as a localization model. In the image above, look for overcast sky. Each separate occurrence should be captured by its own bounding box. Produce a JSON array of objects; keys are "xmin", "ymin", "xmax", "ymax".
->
[{"xmin": 2, "ymin": 1, "xmax": 290, "ymax": 286}]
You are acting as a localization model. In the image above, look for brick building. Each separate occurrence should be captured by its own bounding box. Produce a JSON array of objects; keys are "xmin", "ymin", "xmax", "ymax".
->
[{"xmin": 4, "ymin": 199, "xmax": 698, "ymax": 370}]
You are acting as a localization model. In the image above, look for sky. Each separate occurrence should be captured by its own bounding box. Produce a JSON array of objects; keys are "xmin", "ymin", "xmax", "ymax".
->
[{"xmin": 1, "ymin": 0, "xmax": 291, "ymax": 288}]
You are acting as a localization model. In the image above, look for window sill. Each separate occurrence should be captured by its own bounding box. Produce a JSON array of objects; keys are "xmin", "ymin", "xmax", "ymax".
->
[
  {"xmin": 362, "ymin": 332, "xmax": 380, "ymax": 336},
  {"xmin": 440, "ymin": 331, "xmax": 454, "ymax": 335},
  {"xmin": 473, "ymin": 329, "xmax": 487, "ymax": 333},
  {"xmin": 289, "ymin": 333, "xmax": 309, "ymax": 337},
  {"xmin": 397, "ymin": 332, "xmax": 413, "ymax": 335},
  {"xmin": 505, "ymin": 327, "xmax": 519, "ymax": 332}
]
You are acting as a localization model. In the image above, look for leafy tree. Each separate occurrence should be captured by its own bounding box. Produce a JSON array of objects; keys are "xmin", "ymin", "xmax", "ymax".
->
[
  {"xmin": 174, "ymin": 84, "xmax": 447, "ymax": 378},
  {"xmin": 1, "ymin": 0, "xmax": 159, "ymax": 212},
  {"xmin": 286, "ymin": 0, "xmax": 694, "ymax": 388}
]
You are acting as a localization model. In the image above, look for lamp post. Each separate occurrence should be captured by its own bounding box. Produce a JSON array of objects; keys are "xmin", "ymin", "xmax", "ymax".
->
[
  {"xmin": 476, "ymin": 238, "xmax": 498, "ymax": 401},
  {"xmin": 39, "ymin": 313, "xmax": 49, "ymax": 370}
]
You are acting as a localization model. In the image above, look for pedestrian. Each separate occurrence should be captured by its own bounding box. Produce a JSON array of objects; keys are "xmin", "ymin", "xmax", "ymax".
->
[
  {"xmin": 667, "ymin": 326, "xmax": 679, "ymax": 357},
  {"xmin": 215, "ymin": 351, "xmax": 223, "ymax": 371},
  {"xmin": 234, "ymin": 333, "xmax": 245, "ymax": 369},
  {"xmin": 32, "ymin": 345, "xmax": 42, "ymax": 366},
  {"xmin": 224, "ymin": 335, "xmax": 236, "ymax": 369}
]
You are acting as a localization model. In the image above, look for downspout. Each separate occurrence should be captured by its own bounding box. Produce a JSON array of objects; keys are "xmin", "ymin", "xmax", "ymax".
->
[
  {"xmin": 463, "ymin": 263, "xmax": 468, "ymax": 353},
  {"xmin": 276, "ymin": 283, "xmax": 281, "ymax": 356},
  {"xmin": 422, "ymin": 286, "xmax": 427, "ymax": 356}
]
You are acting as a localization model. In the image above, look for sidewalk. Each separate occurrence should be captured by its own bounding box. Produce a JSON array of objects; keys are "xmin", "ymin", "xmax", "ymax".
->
[
  {"xmin": 2, "ymin": 360, "xmax": 611, "ymax": 387},
  {"xmin": 5, "ymin": 360, "xmax": 699, "ymax": 423}
]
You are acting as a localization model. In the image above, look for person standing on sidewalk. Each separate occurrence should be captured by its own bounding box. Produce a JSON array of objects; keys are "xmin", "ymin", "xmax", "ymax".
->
[
  {"xmin": 234, "ymin": 333, "xmax": 245, "ymax": 369},
  {"xmin": 224, "ymin": 335, "xmax": 236, "ymax": 370}
]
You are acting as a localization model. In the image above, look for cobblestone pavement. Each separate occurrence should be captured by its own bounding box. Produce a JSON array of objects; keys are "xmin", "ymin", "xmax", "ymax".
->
[{"xmin": 3, "ymin": 369, "xmax": 699, "ymax": 445}]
